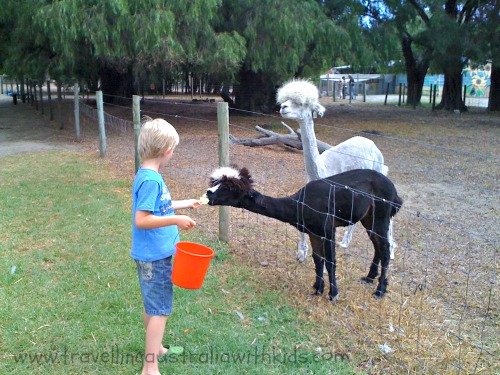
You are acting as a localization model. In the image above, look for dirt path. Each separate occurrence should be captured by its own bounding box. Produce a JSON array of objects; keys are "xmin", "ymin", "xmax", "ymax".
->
[{"xmin": 0, "ymin": 94, "xmax": 77, "ymax": 158}]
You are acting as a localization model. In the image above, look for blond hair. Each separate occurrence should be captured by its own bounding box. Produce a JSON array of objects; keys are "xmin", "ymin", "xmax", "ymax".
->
[{"xmin": 138, "ymin": 116, "xmax": 179, "ymax": 161}]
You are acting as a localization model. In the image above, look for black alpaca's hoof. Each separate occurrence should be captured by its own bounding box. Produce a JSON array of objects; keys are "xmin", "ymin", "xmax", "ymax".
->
[
  {"xmin": 361, "ymin": 276, "xmax": 375, "ymax": 284},
  {"xmin": 329, "ymin": 293, "xmax": 340, "ymax": 302},
  {"xmin": 311, "ymin": 289, "xmax": 323, "ymax": 296},
  {"xmin": 373, "ymin": 290, "xmax": 385, "ymax": 299}
]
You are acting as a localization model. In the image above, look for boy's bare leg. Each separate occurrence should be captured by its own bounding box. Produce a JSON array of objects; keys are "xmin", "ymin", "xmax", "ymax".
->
[
  {"xmin": 143, "ymin": 312, "xmax": 169, "ymax": 357},
  {"xmin": 141, "ymin": 313, "xmax": 168, "ymax": 375}
]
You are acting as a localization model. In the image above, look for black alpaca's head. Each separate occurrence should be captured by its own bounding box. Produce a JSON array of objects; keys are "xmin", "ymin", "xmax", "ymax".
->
[{"xmin": 206, "ymin": 166, "xmax": 254, "ymax": 207}]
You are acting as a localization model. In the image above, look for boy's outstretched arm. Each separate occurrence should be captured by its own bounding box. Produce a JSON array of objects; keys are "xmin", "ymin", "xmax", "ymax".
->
[
  {"xmin": 135, "ymin": 210, "xmax": 196, "ymax": 230},
  {"xmin": 172, "ymin": 199, "xmax": 202, "ymax": 210}
]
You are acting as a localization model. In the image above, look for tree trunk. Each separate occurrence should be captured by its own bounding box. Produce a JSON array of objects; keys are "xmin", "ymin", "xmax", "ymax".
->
[
  {"xmin": 489, "ymin": 63, "xmax": 500, "ymax": 111},
  {"xmin": 401, "ymin": 34, "xmax": 430, "ymax": 107},
  {"xmin": 436, "ymin": 67, "xmax": 467, "ymax": 111},
  {"xmin": 98, "ymin": 62, "xmax": 134, "ymax": 104},
  {"xmin": 233, "ymin": 69, "xmax": 277, "ymax": 114}
]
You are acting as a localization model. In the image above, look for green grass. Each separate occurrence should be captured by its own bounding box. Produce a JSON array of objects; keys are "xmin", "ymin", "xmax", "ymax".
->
[{"xmin": 0, "ymin": 152, "xmax": 357, "ymax": 375}]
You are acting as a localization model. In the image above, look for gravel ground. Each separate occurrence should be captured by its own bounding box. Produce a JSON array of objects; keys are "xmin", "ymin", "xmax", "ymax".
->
[{"xmin": 3, "ymin": 94, "xmax": 498, "ymax": 373}]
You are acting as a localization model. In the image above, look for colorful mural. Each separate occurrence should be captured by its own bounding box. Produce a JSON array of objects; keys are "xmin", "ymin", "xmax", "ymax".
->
[{"xmin": 463, "ymin": 63, "xmax": 491, "ymax": 97}]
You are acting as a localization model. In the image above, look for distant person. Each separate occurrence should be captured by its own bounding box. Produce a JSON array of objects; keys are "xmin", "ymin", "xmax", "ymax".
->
[
  {"xmin": 131, "ymin": 117, "xmax": 202, "ymax": 375},
  {"xmin": 348, "ymin": 75, "xmax": 355, "ymax": 99}
]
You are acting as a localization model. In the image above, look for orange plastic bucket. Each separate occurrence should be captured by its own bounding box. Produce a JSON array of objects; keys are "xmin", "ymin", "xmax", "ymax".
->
[{"xmin": 172, "ymin": 241, "xmax": 215, "ymax": 289}]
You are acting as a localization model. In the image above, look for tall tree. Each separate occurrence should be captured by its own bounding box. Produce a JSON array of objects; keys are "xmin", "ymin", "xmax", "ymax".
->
[
  {"xmin": 361, "ymin": 0, "xmax": 432, "ymax": 106},
  {"xmin": 480, "ymin": 0, "xmax": 500, "ymax": 111},
  {"xmin": 218, "ymin": 0, "xmax": 348, "ymax": 113},
  {"xmin": 422, "ymin": 0, "xmax": 496, "ymax": 111},
  {"xmin": 430, "ymin": 1, "xmax": 476, "ymax": 111},
  {"xmin": 1, "ymin": 0, "xmax": 246, "ymax": 99}
]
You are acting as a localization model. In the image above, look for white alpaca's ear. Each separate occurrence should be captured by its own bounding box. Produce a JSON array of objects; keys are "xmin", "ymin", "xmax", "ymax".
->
[{"xmin": 313, "ymin": 103, "xmax": 326, "ymax": 118}]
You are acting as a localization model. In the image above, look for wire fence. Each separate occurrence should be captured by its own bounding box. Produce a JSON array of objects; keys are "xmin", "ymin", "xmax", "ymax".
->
[{"xmin": 12, "ymin": 87, "xmax": 499, "ymax": 374}]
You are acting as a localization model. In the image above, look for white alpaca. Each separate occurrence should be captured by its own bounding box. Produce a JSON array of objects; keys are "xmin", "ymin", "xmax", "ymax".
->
[{"xmin": 276, "ymin": 79, "xmax": 396, "ymax": 262}]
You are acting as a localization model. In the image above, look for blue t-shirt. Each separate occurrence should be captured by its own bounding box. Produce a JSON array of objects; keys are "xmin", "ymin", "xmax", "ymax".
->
[{"xmin": 131, "ymin": 168, "xmax": 179, "ymax": 261}]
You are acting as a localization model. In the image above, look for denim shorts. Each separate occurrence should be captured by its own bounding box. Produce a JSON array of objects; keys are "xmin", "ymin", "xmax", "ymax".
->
[{"xmin": 135, "ymin": 257, "xmax": 173, "ymax": 316}]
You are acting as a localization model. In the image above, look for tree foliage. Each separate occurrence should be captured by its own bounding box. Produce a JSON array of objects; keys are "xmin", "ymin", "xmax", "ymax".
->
[{"xmin": 0, "ymin": 0, "xmax": 496, "ymax": 111}]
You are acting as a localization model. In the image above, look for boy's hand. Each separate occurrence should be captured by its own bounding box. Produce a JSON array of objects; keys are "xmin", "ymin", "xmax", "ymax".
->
[
  {"xmin": 176, "ymin": 215, "xmax": 196, "ymax": 230},
  {"xmin": 188, "ymin": 199, "xmax": 203, "ymax": 209}
]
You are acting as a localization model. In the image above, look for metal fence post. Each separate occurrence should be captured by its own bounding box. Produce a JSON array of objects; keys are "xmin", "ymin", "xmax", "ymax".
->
[{"xmin": 217, "ymin": 101, "xmax": 230, "ymax": 242}]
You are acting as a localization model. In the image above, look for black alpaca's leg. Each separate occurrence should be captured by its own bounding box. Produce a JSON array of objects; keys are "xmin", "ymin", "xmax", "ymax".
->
[
  {"xmin": 367, "ymin": 227, "xmax": 390, "ymax": 298},
  {"xmin": 312, "ymin": 252, "xmax": 324, "ymax": 295},
  {"xmin": 374, "ymin": 239, "xmax": 390, "ymax": 298},
  {"xmin": 361, "ymin": 251, "xmax": 380, "ymax": 284},
  {"xmin": 323, "ymin": 238, "xmax": 339, "ymax": 301},
  {"xmin": 310, "ymin": 235, "xmax": 325, "ymax": 295},
  {"xmin": 361, "ymin": 211, "xmax": 390, "ymax": 298}
]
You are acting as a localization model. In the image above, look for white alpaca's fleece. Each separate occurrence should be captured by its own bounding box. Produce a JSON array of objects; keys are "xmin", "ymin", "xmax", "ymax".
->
[{"xmin": 276, "ymin": 79, "xmax": 319, "ymax": 107}]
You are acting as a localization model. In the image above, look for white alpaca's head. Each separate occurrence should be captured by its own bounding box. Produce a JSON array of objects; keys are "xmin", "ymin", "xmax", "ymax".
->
[{"xmin": 277, "ymin": 79, "xmax": 326, "ymax": 120}]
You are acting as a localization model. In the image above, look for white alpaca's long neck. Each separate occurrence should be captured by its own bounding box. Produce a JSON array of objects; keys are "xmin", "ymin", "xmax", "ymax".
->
[{"xmin": 299, "ymin": 112, "xmax": 327, "ymax": 180}]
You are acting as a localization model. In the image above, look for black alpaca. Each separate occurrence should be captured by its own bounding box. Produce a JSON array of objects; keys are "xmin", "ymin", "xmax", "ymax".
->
[{"xmin": 206, "ymin": 166, "xmax": 403, "ymax": 300}]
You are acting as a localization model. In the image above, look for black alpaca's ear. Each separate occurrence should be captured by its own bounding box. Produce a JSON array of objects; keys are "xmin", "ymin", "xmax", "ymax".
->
[{"xmin": 239, "ymin": 168, "xmax": 254, "ymax": 187}]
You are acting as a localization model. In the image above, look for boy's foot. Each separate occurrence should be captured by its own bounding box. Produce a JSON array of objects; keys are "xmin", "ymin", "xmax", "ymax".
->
[
  {"xmin": 159, "ymin": 345, "xmax": 169, "ymax": 357},
  {"xmin": 159, "ymin": 345, "xmax": 184, "ymax": 357}
]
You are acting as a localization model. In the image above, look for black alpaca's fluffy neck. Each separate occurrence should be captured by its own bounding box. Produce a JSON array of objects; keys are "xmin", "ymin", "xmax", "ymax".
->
[{"xmin": 240, "ymin": 190, "xmax": 298, "ymax": 226}]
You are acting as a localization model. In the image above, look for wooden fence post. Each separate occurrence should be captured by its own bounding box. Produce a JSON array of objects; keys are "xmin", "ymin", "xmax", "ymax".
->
[
  {"xmin": 432, "ymin": 84, "xmax": 437, "ymax": 111},
  {"xmin": 34, "ymin": 83, "xmax": 39, "ymax": 110},
  {"xmin": 133, "ymin": 95, "xmax": 141, "ymax": 172},
  {"xmin": 20, "ymin": 78, "xmax": 25, "ymax": 103},
  {"xmin": 57, "ymin": 82, "xmax": 63, "ymax": 129},
  {"xmin": 384, "ymin": 83, "xmax": 390, "ymax": 105},
  {"xmin": 0, "ymin": 75, "xmax": 3, "ymax": 94},
  {"xmin": 398, "ymin": 83, "xmax": 402, "ymax": 106},
  {"xmin": 96, "ymin": 90, "xmax": 106, "ymax": 157},
  {"xmin": 73, "ymin": 83, "xmax": 81, "ymax": 141},
  {"xmin": 217, "ymin": 101, "xmax": 230, "ymax": 242},
  {"xmin": 363, "ymin": 82, "xmax": 367, "ymax": 102},
  {"xmin": 349, "ymin": 81, "xmax": 352, "ymax": 104},
  {"xmin": 47, "ymin": 80, "xmax": 53, "ymax": 120},
  {"xmin": 28, "ymin": 80, "xmax": 32, "ymax": 104},
  {"xmin": 39, "ymin": 83, "xmax": 44, "ymax": 115},
  {"xmin": 332, "ymin": 81, "xmax": 336, "ymax": 102}
]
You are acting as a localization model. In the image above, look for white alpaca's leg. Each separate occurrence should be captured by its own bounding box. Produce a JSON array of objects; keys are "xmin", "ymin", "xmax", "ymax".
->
[
  {"xmin": 297, "ymin": 232, "xmax": 308, "ymax": 263},
  {"xmin": 339, "ymin": 224, "xmax": 355, "ymax": 248},
  {"xmin": 388, "ymin": 219, "xmax": 396, "ymax": 259}
]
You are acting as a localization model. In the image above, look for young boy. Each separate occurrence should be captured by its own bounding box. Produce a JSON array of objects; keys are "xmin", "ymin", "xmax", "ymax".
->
[{"xmin": 131, "ymin": 117, "xmax": 201, "ymax": 375}]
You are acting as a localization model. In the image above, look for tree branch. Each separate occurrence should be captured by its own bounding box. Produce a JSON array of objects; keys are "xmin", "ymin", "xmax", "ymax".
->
[
  {"xmin": 229, "ymin": 122, "xmax": 333, "ymax": 152},
  {"xmin": 408, "ymin": 0, "xmax": 431, "ymax": 26}
]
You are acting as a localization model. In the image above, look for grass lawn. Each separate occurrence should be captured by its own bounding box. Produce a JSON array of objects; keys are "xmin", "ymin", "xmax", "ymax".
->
[{"xmin": 0, "ymin": 152, "xmax": 357, "ymax": 375}]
